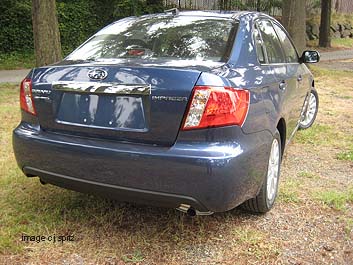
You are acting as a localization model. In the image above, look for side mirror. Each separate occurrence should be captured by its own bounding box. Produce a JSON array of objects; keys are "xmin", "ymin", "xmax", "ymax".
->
[{"xmin": 300, "ymin": 50, "xmax": 320, "ymax": 64}]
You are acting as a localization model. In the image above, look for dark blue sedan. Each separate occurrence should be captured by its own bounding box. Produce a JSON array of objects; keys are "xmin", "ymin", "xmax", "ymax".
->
[{"xmin": 13, "ymin": 10, "xmax": 319, "ymax": 216}]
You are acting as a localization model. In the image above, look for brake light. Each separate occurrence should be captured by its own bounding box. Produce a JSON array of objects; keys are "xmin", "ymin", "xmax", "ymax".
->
[
  {"xmin": 182, "ymin": 86, "xmax": 249, "ymax": 130},
  {"xmin": 20, "ymin": 78, "xmax": 36, "ymax": 115}
]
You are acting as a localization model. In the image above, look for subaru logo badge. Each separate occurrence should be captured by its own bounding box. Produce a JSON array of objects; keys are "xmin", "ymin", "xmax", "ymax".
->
[{"xmin": 88, "ymin": 69, "xmax": 108, "ymax": 80}]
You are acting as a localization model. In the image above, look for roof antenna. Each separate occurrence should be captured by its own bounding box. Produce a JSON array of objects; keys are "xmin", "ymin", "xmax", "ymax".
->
[{"xmin": 164, "ymin": 8, "xmax": 179, "ymax": 16}]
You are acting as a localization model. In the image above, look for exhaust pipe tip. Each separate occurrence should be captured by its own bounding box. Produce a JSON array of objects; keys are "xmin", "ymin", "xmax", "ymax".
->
[
  {"xmin": 186, "ymin": 208, "xmax": 196, "ymax": 217},
  {"xmin": 176, "ymin": 204, "xmax": 214, "ymax": 216}
]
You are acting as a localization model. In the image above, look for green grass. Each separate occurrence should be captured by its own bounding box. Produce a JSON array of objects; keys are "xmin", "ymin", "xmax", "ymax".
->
[
  {"xmin": 232, "ymin": 228, "xmax": 279, "ymax": 259},
  {"xmin": 295, "ymin": 124, "xmax": 341, "ymax": 146},
  {"xmin": 278, "ymin": 178, "xmax": 301, "ymax": 203},
  {"xmin": 309, "ymin": 64, "xmax": 353, "ymax": 77},
  {"xmin": 344, "ymin": 218, "xmax": 353, "ymax": 237},
  {"xmin": 336, "ymin": 149, "xmax": 353, "ymax": 161},
  {"xmin": 332, "ymin": 38, "xmax": 353, "ymax": 48},
  {"xmin": 0, "ymin": 84, "xmax": 81, "ymax": 253},
  {"xmin": 297, "ymin": 171, "xmax": 320, "ymax": 180},
  {"xmin": 307, "ymin": 38, "xmax": 353, "ymax": 50},
  {"xmin": 0, "ymin": 52, "xmax": 35, "ymax": 70},
  {"xmin": 122, "ymin": 250, "xmax": 145, "ymax": 263},
  {"xmin": 313, "ymin": 188, "xmax": 353, "ymax": 211}
]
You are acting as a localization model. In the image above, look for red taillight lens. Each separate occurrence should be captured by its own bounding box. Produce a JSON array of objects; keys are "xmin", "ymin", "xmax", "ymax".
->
[
  {"xmin": 182, "ymin": 86, "xmax": 250, "ymax": 130},
  {"xmin": 20, "ymin": 78, "xmax": 36, "ymax": 115}
]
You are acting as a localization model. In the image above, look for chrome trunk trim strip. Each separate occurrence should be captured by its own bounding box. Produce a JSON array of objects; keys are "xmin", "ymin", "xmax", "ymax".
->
[{"xmin": 52, "ymin": 81, "xmax": 151, "ymax": 95}]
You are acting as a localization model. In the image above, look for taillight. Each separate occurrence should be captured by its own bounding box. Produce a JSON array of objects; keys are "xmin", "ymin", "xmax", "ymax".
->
[
  {"xmin": 182, "ymin": 86, "xmax": 249, "ymax": 130},
  {"xmin": 20, "ymin": 78, "xmax": 36, "ymax": 115}
]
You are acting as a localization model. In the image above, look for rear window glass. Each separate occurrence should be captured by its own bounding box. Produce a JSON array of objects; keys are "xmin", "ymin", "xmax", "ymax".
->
[{"xmin": 66, "ymin": 16, "xmax": 238, "ymax": 62}]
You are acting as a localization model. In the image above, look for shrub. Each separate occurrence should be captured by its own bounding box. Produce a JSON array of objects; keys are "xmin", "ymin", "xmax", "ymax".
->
[{"xmin": 0, "ymin": 0, "xmax": 33, "ymax": 53}]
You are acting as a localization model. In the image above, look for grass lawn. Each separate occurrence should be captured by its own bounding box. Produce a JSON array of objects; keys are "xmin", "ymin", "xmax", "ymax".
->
[
  {"xmin": 307, "ymin": 38, "xmax": 353, "ymax": 52},
  {"xmin": 0, "ymin": 52, "xmax": 35, "ymax": 70},
  {"xmin": 0, "ymin": 67, "xmax": 352, "ymax": 264}
]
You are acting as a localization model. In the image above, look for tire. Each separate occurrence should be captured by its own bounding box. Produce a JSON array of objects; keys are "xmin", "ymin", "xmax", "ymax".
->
[
  {"xmin": 299, "ymin": 89, "xmax": 319, "ymax": 130},
  {"xmin": 241, "ymin": 129, "xmax": 281, "ymax": 213}
]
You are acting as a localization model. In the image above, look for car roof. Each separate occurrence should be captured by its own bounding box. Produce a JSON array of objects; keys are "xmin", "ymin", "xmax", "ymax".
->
[
  {"xmin": 108, "ymin": 10, "xmax": 274, "ymax": 27},
  {"xmin": 177, "ymin": 10, "xmax": 248, "ymax": 18},
  {"xmin": 164, "ymin": 10, "xmax": 271, "ymax": 20}
]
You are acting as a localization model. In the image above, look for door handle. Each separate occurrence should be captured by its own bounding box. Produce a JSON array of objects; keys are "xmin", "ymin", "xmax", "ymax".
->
[
  {"xmin": 297, "ymin": 75, "xmax": 303, "ymax": 82},
  {"xmin": 279, "ymin": 81, "xmax": 287, "ymax": 90}
]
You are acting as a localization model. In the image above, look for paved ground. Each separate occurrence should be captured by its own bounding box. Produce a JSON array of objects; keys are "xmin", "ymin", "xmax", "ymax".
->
[
  {"xmin": 318, "ymin": 50, "xmax": 353, "ymax": 72},
  {"xmin": 0, "ymin": 69, "xmax": 30, "ymax": 84},
  {"xmin": 0, "ymin": 50, "xmax": 352, "ymax": 84},
  {"xmin": 320, "ymin": 49, "xmax": 353, "ymax": 61}
]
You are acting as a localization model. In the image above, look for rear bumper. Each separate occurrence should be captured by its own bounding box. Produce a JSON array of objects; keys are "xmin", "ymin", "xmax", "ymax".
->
[{"xmin": 13, "ymin": 123, "xmax": 272, "ymax": 213}]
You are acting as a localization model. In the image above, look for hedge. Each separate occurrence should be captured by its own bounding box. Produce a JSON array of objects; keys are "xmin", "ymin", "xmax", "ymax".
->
[{"xmin": 0, "ymin": 0, "xmax": 163, "ymax": 55}]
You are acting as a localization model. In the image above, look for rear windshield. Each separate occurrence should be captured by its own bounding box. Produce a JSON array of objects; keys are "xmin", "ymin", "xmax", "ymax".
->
[{"xmin": 66, "ymin": 16, "xmax": 238, "ymax": 62}]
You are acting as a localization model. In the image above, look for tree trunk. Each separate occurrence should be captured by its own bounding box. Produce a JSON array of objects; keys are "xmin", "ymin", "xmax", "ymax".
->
[
  {"xmin": 32, "ymin": 0, "xmax": 62, "ymax": 67},
  {"xmin": 282, "ymin": 0, "xmax": 307, "ymax": 54},
  {"xmin": 319, "ymin": 0, "xmax": 332, "ymax": 47},
  {"xmin": 257, "ymin": 0, "xmax": 261, "ymax": 11}
]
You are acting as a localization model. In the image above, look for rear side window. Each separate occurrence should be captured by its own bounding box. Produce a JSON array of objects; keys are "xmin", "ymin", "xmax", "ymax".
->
[
  {"xmin": 273, "ymin": 23, "xmax": 298, "ymax": 63},
  {"xmin": 67, "ymin": 16, "xmax": 239, "ymax": 62},
  {"xmin": 257, "ymin": 20, "xmax": 285, "ymax": 64},
  {"xmin": 254, "ymin": 25, "xmax": 266, "ymax": 64}
]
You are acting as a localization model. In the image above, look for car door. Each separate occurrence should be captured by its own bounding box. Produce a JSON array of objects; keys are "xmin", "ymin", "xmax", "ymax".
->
[
  {"xmin": 256, "ymin": 19, "xmax": 297, "ymax": 142},
  {"xmin": 272, "ymin": 22, "xmax": 309, "ymax": 133}
]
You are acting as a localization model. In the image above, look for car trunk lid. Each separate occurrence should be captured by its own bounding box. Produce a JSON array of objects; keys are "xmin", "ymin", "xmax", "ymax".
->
[{"xmin": 31, "ymin": 64, "xmax": 203, "ymax": 146}]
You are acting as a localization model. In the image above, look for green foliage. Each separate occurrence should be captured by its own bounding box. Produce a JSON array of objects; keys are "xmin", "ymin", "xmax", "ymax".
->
[
  {"xmin": 114, "ymin": 0, "xmax": 146, "ymax": 18},
  {"xmin": 313, "ymin": 188, "xmax": 353, "ymax": 211},
  {"xmin": 0, "ymin": 0, "xmax": 33, "ymax": 53},
  {"xmin": 57, "ymin": 0, "xmax": 99, "ymax": 55},
  {"xmin": 0, "ymin": 52, "xmax": 35, "ymax": 70},
  {"xmin": 0, "ymin": 0, "xmax": 164, "ymax": 57},
  {"xmin": 257, "ymin": 0, "xmax": 282, "ymax": 12},
  {"xmin": 336, "ymin": 149, "xmax": 353, "ymax": 161},
  {"xmin": 217, "ymin": 0, "xmax": 282, "ymax": 13}
]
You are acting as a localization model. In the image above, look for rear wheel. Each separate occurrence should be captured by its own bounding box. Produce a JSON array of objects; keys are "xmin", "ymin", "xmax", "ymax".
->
[
  {"xmin": 242, "ymin": 129, "xmax": 281, "ymax": 213},
  {"xmin": 299, "ymin": 89, "xmax": 319, "ymax": 129}
]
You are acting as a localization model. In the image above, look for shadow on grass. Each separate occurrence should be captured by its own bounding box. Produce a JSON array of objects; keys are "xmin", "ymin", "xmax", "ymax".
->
[{"xmin": 1, "ymin": 167, "xmax": 260, "ymax": 257}]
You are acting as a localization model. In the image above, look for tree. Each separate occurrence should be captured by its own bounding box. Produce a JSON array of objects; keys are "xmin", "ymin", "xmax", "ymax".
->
[
  {"xmin": 32, "ymin": 0, "xmax": 62, "ymax": 67},
  {"xmin": 146, "ymin": 0, "xmax": 164, "ymax": 12},
  {"xmin": 257, "ymin": 0, "xmax": 261, "ymax": 11},
  {"xmin": 319, "ymin": 0, "xmax": 332, "ymax": 47},
  {"xmin": 282, "ymin": 0, "xmax": 307, "ymax": 54}
]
